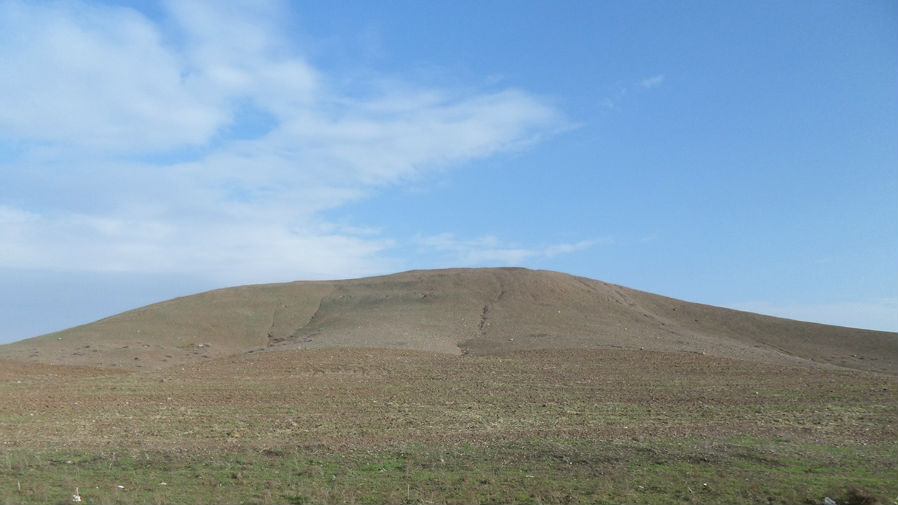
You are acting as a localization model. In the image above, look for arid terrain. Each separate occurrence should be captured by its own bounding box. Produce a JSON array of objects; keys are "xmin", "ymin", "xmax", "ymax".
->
[
  {"xmin": 1, "ymin": 268, "xmax": 894, "ymax": 373},
  {"xmin": 0, "ymin": 268, "xmax": 895, "ymax": 504}
]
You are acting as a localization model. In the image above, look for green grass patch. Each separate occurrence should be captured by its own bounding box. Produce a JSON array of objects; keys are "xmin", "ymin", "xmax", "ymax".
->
[
  {"xmin": 0, "ymin": 437, "xmax": 893, "ymax": 504},
  {"xmin": 1, "ymin": 349, "xmax": 894, "ymax": 503}
]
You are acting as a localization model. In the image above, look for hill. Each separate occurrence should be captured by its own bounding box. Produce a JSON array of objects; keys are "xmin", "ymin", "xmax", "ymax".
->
[
  {"xmin": 1, "ymin": 268, "xmax": 895, "ymax": 504},
  {"xmin": 0, "ymin": 268, "xmax": 894, "ymax": 373}
]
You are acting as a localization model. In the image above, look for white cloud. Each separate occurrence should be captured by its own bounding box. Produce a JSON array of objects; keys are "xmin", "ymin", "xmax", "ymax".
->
[
  {"xmin": 0, "ymin": 204, "xmax": 394, "ymax": 282},
  {"xmin": 0, "ymin": 1, "xmax": 226, "ymax": 152},
  {"xmin": 638, "ymin": 74, "xmax": 665, "ymax": 89},
  {"xmin": 419, "ymin": 233, "xmax": 597, "ymax": 266},
  {"xmin": 729, "ymin": 299, "xmax": 898, "ymax": 332},
  {"xmin": 0, "ymin": 1, "xmax": 567, "ymax": 284},
  {"xmin": 599, "ymin": 74, "xmax": 664, "ymax": 110}
]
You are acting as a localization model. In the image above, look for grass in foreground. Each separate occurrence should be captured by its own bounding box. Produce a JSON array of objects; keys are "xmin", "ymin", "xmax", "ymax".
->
[
  {"xmin": 0, "ymin": 349, "xmax": 895, "ymax": 504},
  {"xmin": 1, "ymin": 438, "xmax": 893, "ymax": 504}
]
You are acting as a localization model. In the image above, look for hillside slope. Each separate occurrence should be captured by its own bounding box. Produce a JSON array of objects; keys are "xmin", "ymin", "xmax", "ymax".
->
[{"xmin": 0, "ymin": 268, "xmax": 894, "ymax": 373}]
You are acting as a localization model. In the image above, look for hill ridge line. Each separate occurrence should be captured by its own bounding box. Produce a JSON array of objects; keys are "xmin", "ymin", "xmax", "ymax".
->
[{"xmin": 0, "ymin": 268, "xmax": 894, "ymax": 374}]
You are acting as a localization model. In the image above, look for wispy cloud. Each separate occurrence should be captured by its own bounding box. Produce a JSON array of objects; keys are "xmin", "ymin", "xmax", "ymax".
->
[
  {"xmin": 418, "ymin": 233, "xmax": 599, "ymax": 266},
  {"xmin": 0, "ymin": 0, "xmax": 567, "ymax": 283},
  {"xmin": 599, "ymin": 73, "xmax": 665, "ymax": 109},
  {"xmin": 638, "ymin": 74, "xmax": 665, "ymax": 89},
  {"xmin": 0, "ymin": 1, "xmax": 229, "ymax": 152}
]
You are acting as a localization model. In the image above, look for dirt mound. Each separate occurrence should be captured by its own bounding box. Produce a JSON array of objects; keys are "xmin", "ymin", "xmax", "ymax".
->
[{"xmin": 0, "ymin": 268, "xmax": 894, "ymax": 373}]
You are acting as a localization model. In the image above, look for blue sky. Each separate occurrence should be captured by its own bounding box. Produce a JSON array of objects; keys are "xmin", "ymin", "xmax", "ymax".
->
[{"xmin": 0, "ymin": 0, "xmax": 895, "ymax": 344}]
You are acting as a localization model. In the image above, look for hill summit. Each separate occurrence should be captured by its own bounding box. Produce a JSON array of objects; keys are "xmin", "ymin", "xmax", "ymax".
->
[{"xmin": 0, "ymin": 268, "xmax": 894, "ymax": 373}]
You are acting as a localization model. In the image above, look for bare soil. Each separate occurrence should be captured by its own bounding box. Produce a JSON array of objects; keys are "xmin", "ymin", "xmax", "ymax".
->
[{"xmin": 0, "ymin": 268, "xmax": 894, "ymax": 374}]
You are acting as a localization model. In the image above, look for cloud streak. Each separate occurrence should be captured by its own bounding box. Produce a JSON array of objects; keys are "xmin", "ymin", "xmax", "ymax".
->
[
  {"xmin": 638, "ymin": 74, "xmax": 665, "ymax": 89},
  {"xmin": 0, "ymin": 0, "xmax": 570, "ymax": 283},
  {"xmin": 418, "ymin": 233, "xmax": 599, "ymax": 266}
]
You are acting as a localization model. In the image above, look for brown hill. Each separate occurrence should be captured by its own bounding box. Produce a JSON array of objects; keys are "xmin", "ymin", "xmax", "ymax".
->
[{"xmin": 0, "ymin": 268, "xmax": 894, "ymax": 373}]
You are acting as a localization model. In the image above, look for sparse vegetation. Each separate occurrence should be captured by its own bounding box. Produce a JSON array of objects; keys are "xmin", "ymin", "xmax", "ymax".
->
[{"xmin": 1, "ymin": 348, "xmax": 895, "ymax": 504}]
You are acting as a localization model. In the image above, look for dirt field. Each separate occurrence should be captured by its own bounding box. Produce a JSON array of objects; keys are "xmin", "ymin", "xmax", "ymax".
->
[{"xmin": 1, "ymin": 348, "xmax": 894, "ymax": 504}]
